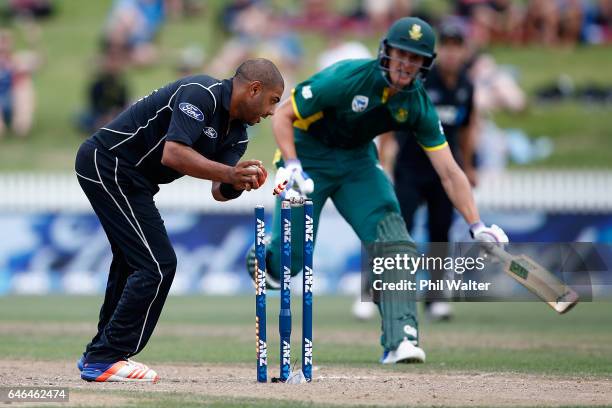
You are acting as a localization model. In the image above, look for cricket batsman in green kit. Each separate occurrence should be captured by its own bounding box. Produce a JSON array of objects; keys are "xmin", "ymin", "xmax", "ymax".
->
[{"xmin": 248, "ymin": 17, "xmax": 508, "ymax": 363}]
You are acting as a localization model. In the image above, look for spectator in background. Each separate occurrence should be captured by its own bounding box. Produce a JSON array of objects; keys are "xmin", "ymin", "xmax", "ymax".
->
[
  {"xmin": 525, "ymin": 0, "xmax": 606, "ymax": 46},
  {"xmin": 316, "ymin": 29, "xmax": 372, "ymax": 70},
  {"xmin": 464, "ymin": 38, "xmax": 527, "ymax": 171},
  {"xmin": 362, "ymin": 0, "xmax": 414, "ymax": 32},
  {"xmin": 289, "ymin": 0, "xmax": 340, "ymax": 32},
  {"xmin": 583, "ymin": 0, "xmax": 612, "ymax": 43},
  {"xmin": 468, "ymin": 53, "xmax": 526, "ymax": 114},
  {"xmin": 594, "ymin": 0, "xmax": 612, "ymax": 41},
  {"xmin": 165, "ymin": 0, "xmax": 203, "ymax": 20},
  {"xmin": 0, "ymin": 30, "xmax": 36, "ymax": 138},
  {"xmin": 5, "ymin": 0, "xmax": 54, "ymax": 20},
  {"xmin": 595, "ymin": 0, "xmax": 612, "ymax": 38},
  {"xmin": 221, "ymin": 0, "xmax": 259, "ymax": 35},
  {"xmin": 103, "ymin": 0, "xmax": 166, "ymax": 67},
  {"xmin": 559, "ymin": 0, "xmax": 585, "ymax": 45},
  {"xmin": 77, "ymin": 50, "xmax": 129, "ymax": 134},
  {"xmin": 523, "ymin": 0, "xmax": 564, "ymax": 45},
  {"xmin": 208, "ymin": 1, "xmax": 302, "ymax": 98},
  {"xmin": 455, "ymin": 0, "xmax": 523, "ymax": 46},
  {"xmin": 175, "ymin": 44, "xmax": 205, "ymax": 76}
]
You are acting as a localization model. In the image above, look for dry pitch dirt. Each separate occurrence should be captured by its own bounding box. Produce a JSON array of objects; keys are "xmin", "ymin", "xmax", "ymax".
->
[{"xmin": 1, "ymin": 359, "xmax": 611, "ymax": 407}]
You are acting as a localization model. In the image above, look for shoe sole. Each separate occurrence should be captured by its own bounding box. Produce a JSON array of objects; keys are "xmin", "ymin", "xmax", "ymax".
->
[{"xmin": 395, "ymin": 357, "xmax": 425, "ymax": 363}]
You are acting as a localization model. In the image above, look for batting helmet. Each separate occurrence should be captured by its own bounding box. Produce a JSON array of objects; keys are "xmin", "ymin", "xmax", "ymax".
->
[{"xmin": 378, "ymin": 17, "xmax": 437, "ymax": 88}]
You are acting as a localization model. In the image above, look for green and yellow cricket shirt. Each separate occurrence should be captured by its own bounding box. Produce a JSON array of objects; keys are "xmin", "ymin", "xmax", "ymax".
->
[{"xmin": 289, "ymin": 58, "xmax": 447, "ymax": 151}]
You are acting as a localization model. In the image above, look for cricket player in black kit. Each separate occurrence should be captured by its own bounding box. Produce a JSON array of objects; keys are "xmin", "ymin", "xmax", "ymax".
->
[
  {"xmin": 380, "ymin": 22, "xmax": 479, "ymax": 321},
  {"xmin": 74, "ymin": 58, "xmax": 284, "ymax": 382}
]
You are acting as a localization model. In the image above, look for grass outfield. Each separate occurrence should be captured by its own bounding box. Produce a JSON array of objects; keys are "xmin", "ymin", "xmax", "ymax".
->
[
  {"xmin": 0, "ymin": 296, "xmax": 611, "ymax": 406},
  {"xmin": 0, "ymin": 1, "xmax": 611, "ymax": 170}
]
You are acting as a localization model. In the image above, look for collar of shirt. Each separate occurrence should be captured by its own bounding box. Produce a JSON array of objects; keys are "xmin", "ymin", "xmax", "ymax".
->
[{"xmin": 221, "ymin": 78, "xmax": 232, "ymax": 112}]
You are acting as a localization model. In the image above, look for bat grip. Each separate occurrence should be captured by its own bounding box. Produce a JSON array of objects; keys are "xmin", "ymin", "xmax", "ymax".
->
[{"xmin": 483, "ymin": 242, "xmax": 513, "ymax": 263}]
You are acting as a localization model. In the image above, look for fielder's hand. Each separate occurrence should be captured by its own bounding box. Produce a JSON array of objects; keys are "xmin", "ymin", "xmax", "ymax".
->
[
  {"xmin": 253, "ymin": 163, "xmax": 268, "ymax": 186},
  {"xmin": 230, "ymin": 160, "xmax": 266, "ymax": 191},
  {"xmin": 470, "ymin": 222, "xmax": 509, "ymax": 244}
]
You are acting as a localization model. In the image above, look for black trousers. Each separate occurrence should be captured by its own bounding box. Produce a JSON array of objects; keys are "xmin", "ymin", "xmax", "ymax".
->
[
  {"xmin": 394, "ymin": 169, "xmax": 454, "ymax": 300},
  {"xmin": 75, "ymin": 140, "xmax": 176, "ymax": 362}
]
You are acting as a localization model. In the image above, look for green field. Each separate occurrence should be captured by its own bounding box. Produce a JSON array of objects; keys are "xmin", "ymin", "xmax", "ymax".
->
[
  {"xmin": 0, "ymin": 295, "xmax": 611, "ymax": 407},
  {"xmin": 0, "ymin": 1, "xmax": 611, "ymax": 170}
]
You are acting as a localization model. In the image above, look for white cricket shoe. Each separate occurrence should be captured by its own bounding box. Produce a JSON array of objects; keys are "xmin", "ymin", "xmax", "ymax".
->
[
  {"xmin": 380, "ymin": 338, "xmax": 426, "ymax": 364},
  {"xmin": 81, "ymin": 359, "xmax": 160, "ymax": 382}
]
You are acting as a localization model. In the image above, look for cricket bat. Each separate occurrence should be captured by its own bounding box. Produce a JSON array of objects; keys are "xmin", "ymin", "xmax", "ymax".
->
[{"xmin": 485, "ymin": 244, "xmax": 579, "ymax": 314}]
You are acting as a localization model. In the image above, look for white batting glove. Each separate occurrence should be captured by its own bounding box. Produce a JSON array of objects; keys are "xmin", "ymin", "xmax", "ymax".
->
[
  {"xmin": 285, "ymin": 159, "xmax": 314, "ymax": 196},
  {"xmin": 470, "ymin": 222, "xmax": 509, "ymax": 243},
  {"xmin": 273, "ymin": 166, "xmax": 291, "ymax": 193},
  {"xmin": 274, "ymin": 159, "xmax": 314, "ymax": 200},
  {"xmin": 272, "ymin": 167, "xmax": 303, "ymax": 201}
]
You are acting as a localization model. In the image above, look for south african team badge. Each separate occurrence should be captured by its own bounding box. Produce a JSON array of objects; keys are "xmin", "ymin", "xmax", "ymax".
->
[
  {"xmin": 351, "ymin": 95, "xmax": 369, "ymax": 112},
  {"xmin": 409, "ymin": 24, "xmax": 422, "ymax": 41},
  {"xmin": 394, "ymin": 108, "xmax": 409, "ymax": 122}
]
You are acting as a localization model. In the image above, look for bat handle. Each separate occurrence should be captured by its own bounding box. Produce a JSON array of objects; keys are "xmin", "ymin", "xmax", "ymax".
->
[{"xmin": 483, "ymin": 242, "xmax": 512, "ymax": 263}]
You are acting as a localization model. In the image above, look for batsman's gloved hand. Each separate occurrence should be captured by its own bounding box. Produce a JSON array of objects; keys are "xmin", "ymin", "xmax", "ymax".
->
[
  {"xmin": 285, "ymin": 159, "xmax": 314, "ymax": 195},
  {"xmin": 274, "ymin": 159, "xmax": 314, "ymax": 199},
  {"xmin": 470, "ymin": 222, "xmax": 509, "ymax": 243}
]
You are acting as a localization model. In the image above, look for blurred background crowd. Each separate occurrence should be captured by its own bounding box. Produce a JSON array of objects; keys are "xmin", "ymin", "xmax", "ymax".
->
[{"xmin": 0, "ymin": 0, "xmax": 610, "ymax": 170}]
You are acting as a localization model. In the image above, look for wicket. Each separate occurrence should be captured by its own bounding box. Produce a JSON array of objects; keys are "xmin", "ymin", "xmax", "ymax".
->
[
  {"xmin": 255, "ymin": 205, "xmax": 267, "ymax": 383},
  {"xmin": 255, "ymin": 199, "xmax": 314, "ymax": 383},
  {"xmin": 302, "ymin": 200, "xmax": 314, "ymax": 380}
]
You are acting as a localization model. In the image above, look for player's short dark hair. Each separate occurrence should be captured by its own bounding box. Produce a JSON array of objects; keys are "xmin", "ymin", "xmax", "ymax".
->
[{"xmin": 235, "ymin": 58, "xmax": 284, "ymax": 89}]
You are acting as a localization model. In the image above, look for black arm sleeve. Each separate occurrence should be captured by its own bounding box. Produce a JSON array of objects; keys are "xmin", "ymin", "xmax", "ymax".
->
[
  {"xmin": 166, "ymin": 84, "xmax": 215, "ymax": 146},
  {"xmin": 219, "ymin": 183, "xmax": 243, "ymax": 199}
]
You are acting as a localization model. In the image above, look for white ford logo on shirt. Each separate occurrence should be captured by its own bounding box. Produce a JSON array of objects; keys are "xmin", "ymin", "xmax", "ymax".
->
[
  {"xmin": 203, "ymin": 127, "xmax": 217, "ymax": 138},
  {"xmin": 179, "ymin": 102, "xmax": 204, "ymax": 121}
]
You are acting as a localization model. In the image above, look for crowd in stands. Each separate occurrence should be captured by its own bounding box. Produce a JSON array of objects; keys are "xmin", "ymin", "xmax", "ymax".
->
[
  {"xmin": 0, "ymin": 0, "xmax": 609, "ymax": 141},
  {"xmin": 1, "ymin": 0, "xmax": 55, "ymax": 21},
  {"xmin": 257, "ymin": 0, "xmax": 612, "ymax": 46},
  {"xmin": 455, "ymin": 0, "xmax": 612, "ymax": 46},
  {"xmin": 0, "ymin": 27, "xmax": 40, "ymax": 139}
]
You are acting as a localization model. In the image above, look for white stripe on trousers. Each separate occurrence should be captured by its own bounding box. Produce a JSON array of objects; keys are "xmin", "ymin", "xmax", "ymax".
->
[
  {"xmin": 93, "ymin": 148, "xmax": 164, "ymax": 355},
  {"xmin": 76, "ymin": 172, "xmax": 102, "ymax": 184}
]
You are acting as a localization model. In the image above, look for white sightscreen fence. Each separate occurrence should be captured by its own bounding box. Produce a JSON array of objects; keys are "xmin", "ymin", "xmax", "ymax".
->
[{"xmin": 0, "ymin": 170, "xmax": 611, "ymax": 212}]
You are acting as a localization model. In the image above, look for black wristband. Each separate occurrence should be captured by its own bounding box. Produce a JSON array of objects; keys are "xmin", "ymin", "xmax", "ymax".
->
[{"xmin": 219, "ymin": 183, "xmax": 243, "ymax": 200}]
